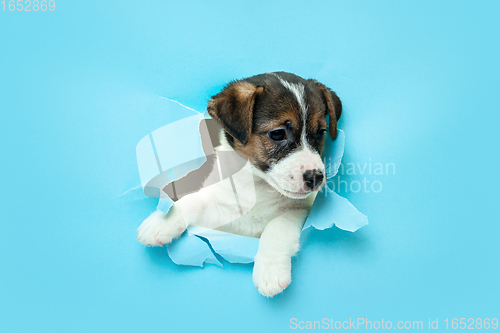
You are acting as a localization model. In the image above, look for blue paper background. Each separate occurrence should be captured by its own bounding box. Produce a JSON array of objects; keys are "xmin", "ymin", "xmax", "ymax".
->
[{"xmin": 1, "ymin": 1, "xmax": 499, "ymax": 332}]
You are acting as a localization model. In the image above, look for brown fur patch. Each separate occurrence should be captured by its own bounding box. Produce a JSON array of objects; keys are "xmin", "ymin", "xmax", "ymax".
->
[
  {"xmin": 312, "ymin": 81, "xmax": 342, "ymax": 139},
  {"xmin": 209, "ymin": 72, "xmax": 342, "ymax": 172},
  {"xmin": 207, "ymin": 82, "xmax": 263, "ymax": 145},
  {"xmin": 232, "ymin": 135, "xmax": 267, "ymax": 166}
]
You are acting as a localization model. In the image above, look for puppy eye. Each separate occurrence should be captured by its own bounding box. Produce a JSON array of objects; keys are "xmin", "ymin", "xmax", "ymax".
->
[
  {"xmin": 316, "ymin": 129, "xmax": 327, "ymax": 141},
  {"xmin": 269, "ymin": 129, "xmax": 286, "ymax": 141}
]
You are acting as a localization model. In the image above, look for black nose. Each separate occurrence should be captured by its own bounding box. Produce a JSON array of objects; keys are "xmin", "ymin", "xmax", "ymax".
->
[{"xmin": 303, "ymin": 169, "xmax": 324, "ymax": 189}]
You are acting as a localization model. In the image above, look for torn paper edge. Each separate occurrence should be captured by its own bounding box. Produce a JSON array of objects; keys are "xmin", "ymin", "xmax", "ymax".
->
[{"xmin": 125, "ymin": 96, "xmax": 368, "ymax": 267}]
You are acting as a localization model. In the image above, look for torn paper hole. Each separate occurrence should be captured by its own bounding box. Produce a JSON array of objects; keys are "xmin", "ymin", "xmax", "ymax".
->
[{"xmin": 128, "ymin": 97, "xmax": 368, "ymax": 267}]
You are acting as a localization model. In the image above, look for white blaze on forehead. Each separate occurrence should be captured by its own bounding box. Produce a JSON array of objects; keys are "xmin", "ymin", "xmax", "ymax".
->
[
  {"xmin": 276, "ymin": 77, "xmax": 307, "ymax": 116},
  {"xmin": 274, "ymin": 74, "xmax": 312, "ymax": 151},
  {"xmin": 264, "ymin": 74, "xmax": 326, "ymax": 197}
]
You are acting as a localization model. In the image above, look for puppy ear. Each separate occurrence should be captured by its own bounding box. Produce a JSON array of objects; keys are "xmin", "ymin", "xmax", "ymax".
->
[
  {"xmin": 312, "ymin": 81, "xmax": 342, "ymax": 139},
  {"xmin": 207, "ymin": 81, "xmax": 263, "ymax": 145}
]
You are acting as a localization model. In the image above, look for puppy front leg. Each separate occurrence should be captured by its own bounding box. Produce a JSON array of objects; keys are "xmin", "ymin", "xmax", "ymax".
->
[
  {"xmin": 252, "ymin": 209, "xmax": 308, "ymax": 297},
  {"xmin": 137, "ymin": 182, "xmax": 242, "ymax": 246},
  {"xmin": 136, "ymin": 204, "xmax": 187, "ymax": 246}
]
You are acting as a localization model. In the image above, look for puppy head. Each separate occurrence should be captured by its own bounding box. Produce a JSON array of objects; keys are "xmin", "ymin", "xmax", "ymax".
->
[{"xmin": 207, "ymin": 72, "xmax": 342, "ymax": 199}]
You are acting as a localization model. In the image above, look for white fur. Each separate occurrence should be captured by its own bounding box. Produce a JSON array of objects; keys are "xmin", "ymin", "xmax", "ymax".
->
[
  {"xmin": 267, "ymin": 76, "xmax": 326, "ymax": 197},
  {"xmin": 276, "ymin": 77, "xmax": 307, "ymax": 116},
  {"xmin": 137, "ymin": 134, "xmax": 318, "ymax": 297},
  {"xmin": 274, "ymin": 74, "xmax": 311, "ymax": 149},
  {"xmin": 136, "ymin": 209, "xmax": 186, "ymax": 246},
  {"xmin": 265, "ymin": 147, "xmax": 325, "ymax": 199}
]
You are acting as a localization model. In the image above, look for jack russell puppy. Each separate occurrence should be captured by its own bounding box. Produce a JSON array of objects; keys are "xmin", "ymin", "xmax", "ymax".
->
[{"xmin": 137, "ymin": 72, "xmax": 342, "ymax": 297}]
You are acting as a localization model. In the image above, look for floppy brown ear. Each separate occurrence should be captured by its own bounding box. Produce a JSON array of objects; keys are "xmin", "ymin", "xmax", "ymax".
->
[
  {"xmin": 313, "ymin": 81, "xmax": 342, "ymax": 139},
  {"xmin": 207, "ymin": 81, "xmax": 263, "ymax": 145}
]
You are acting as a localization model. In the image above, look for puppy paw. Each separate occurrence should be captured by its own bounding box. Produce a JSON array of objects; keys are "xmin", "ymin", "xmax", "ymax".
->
[
  {"xmin": 253, "ymin": 255, "xmax": 292, "ymax": 297},
  {"xmin": 136, "ymin": 208, "xmax": 186, "ymax": 246}
]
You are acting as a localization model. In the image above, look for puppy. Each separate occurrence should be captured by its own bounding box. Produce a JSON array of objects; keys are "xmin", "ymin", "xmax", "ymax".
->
[{"xmin": 137, "ymin": 72, "xmax": 342, "ymax": 297}]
